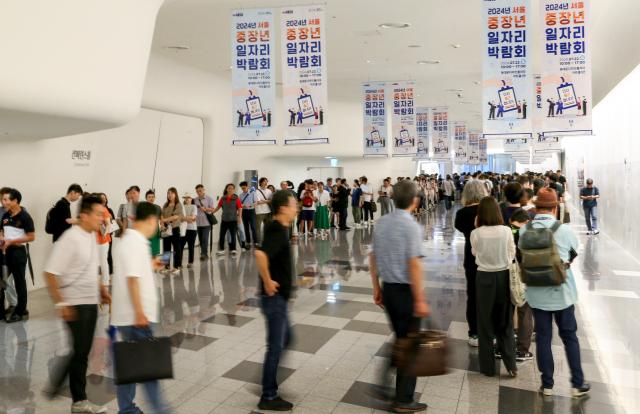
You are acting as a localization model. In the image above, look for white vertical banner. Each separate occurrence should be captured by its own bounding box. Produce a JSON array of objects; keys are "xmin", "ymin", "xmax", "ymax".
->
[
  {"xmin": 432, "ymin": 107, "xmax": 450, "ymax": 159},
  {"xmin": 535, "ymin": 136, "xmax": 562, "ymax": 153},
  {"xmin": 231, "ymin": 9, "xmax": 276, "ymax": 145},
  {"xmin": 479, "ymin": 137, "xmax": 488, "ymax": 165},
  {"xmin": 540, "ymin": 0, "xmax": 591, "ymax": 136},
  {"xmin": 467, "ymin": 131, "xmax": 481, "ymax": 165},
  {"xmin": 453, "ymin": 122, "xmax": 468, "ymax": 164},
  {"xmin": 533, "ymin": 74, "xmax": 544, "ymax": 134},
  {"xmin": 415, "ymin": 107, "xmax": 430, "ymax": 158},
  {"xmin": 363, "ymin": 82, "xmax": 388, "ymax": 156},
  {"xmin": 390, "ymin": 82, "xmax": 417, "ymax": 156},
  {"xmin": 482, "ymin": 0, "xmax": 533, "ymax": 138},
  {"xmin": 281, "ymin": 5, "xmax": 328, "ymax": 144}
]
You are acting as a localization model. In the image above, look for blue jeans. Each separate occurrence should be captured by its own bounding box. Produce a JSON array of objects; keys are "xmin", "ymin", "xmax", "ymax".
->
[
  {"xmin": 583, "ymin": 206, "xmax": 598, "ymax": 231},
  {"xmin": 116, "ymin": 325, "xmax": 169, "ymax": 414},
  {"xmin": 197, "ymin": 226, "xmax": 211, "ymax": 257},
  {"xmin": 261, "ymin": 295, "xmax": 291, "ymax": 400},
  {"xmin": 532, "ymin": 305, "xmax": 584, "ymax": 389}
]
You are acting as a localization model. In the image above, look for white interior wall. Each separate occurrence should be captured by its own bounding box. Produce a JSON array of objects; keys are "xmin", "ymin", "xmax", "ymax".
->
[{"xmin": 563, "ymin": 63, "xmax": 640, "ymax": 260}]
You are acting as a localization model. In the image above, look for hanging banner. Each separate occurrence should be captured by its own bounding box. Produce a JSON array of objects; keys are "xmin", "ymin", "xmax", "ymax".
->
[
  {"xmin": 231, "ymin": 9, "xmax": 276, "ymax": 145},
  {"xmin": 540, "ymin": 0, "xmax": 592, "ymax": 136},
  {"xmin": 281, "ymin": 5, "xmax": 328, "ymax": 144},
  {"xmin": 390, "ymin": 82, "xmax": 417, "ymax": 156},
  {"xmin": 504, "ymin": 137, "xmax": 530, "ymax": 153},
  {"xmin": 415, "ymin": 107, "xmax": 430, "ymax": 158},
  {"xmin": 479, "ymin": 137, "xmax": 488, "ymax": 165},
  {"xmin": 363, "ymin": 82, "xmax": 388, "ymax": 156},
  {"xmin": 467, "ymin": 132, "xmax": 481, "ymax": 165},
  {"xmin": 432, "ymin": 107, "xmax": 450, "ymax": 159},
  {"xmin": 453, "ymin": 122, "xmax": 468, "ymax": 164},
  {"xmin": 482, "ymin": 0, "xmax": 533, "ymax": 138},
  {"xmin": 532, "ymin": 74, "xmax": 544, "ymax": 134},
  {"xmin": 535, "ymin": 135, "xmax": 562, "ymax": 153}
]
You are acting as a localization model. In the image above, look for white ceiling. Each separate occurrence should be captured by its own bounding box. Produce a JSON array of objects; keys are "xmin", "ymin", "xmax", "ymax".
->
[{"xmin": 152, "ymin": 0, "xmax": 640, "ymax": 131}]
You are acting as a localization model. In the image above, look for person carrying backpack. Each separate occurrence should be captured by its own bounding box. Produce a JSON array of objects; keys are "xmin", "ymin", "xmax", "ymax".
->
[
  {"xmin": 45, "ymin": 184, "xmax": 83, "ymax": 243},
  {"xmin": 518, "ymin": 187, "xmax": 589, "ymax": 398}
]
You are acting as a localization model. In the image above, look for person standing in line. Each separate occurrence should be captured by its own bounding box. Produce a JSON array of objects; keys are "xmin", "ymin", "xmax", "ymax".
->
[
  {"xmin": 351, "ymin": 179, "xmax": 363, "ymax": 228},
  {"xmin": 43, "ymin": 195, "xmax": 111, "ymax": 414},
  {"xmin": 454, "ymin": 180, "xmax": 488, "ymax": 347},
  {"xmin": 211, "ymin": 183, "xmax": 242, "ymax": 257},
  {"xmin": 298, "ymin": 179, "xmax": 317, "ymax": 236},
  {"xmin": 160, "ymin": 187, "xmax": 184, "ymax": 274},
  {"xmin": 336, "ymin": 179, "xmax": 350, "ymax": 231},
  {"xmin": 255, "ymin": 190, "xmax": 298, "ymax": 412},
  {"xmin": 126, "ymin": 186, "xmax": 141, "ymax": 231},
  {"xmin": 369, "ymin": 180, "xmax": 429, "ymax": 413},
  {"xmin": 255, "ymin": 177, "xmax": 273, "ymax": 245},
  {"xmin": 443, "ymin": 175, "xmax": 455, "ymax": 210},
  {"xmin": 360, "ymin": 176, "xmax": 375, "ymax": 225},
  {"xmin": 520, "ymin": 188, "xmax": 590, "ymax": 397},
  {"xmin": 378, "ymin": 178, "xmax": 393, "ymax": 216},
  {"xmin": 116, "ymin": 189, "xmax": 131, "ymax": 237},
  {"xmin": 470, "ymin": 197, "xmax": 518, "ymax": 378},
  {"xmin": 95, "ymin": 194, "xmax": 112, "ymax": 287},
  {"xmin": 580, "ymin": 178, "xmax": 600, "ymax": 235},
  {"xmin": 314, "ymin": 182, "xmax": 331, "ymax": 239},
  {"xmin": 0, "ymin": 187, "xmax": 19, "ymax": 316},
  {"xmin": 240, "ymin": 181, "xmax": 258, "ymax": 248},
  {"xmin": 111, "ymin": 202, "xmax": 170, "ymax": 414},
  {"xmin": 47, "ymin": 184, "xmax": 83, "ymax": 243},
  {"xmin": 181, "ymin": 193, "xmax": 198, "ymax": 268},
  {"xmin": 0, "ymin": 189, "xmax": 35, "ymax": 323},
  {"xmin": 145, "ymin": 190, "xmax": 163, "ymax": 257},
  {"xmin": 195, "ymin": 184, "xmax": 215, "ymax": 260}
]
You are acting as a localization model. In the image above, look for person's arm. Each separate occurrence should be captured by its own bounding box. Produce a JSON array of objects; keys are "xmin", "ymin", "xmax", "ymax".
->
[
  {"xmin": 369, "ymin": 253, "xmax": 383, "ymax": 308},
  {"xmin": 470, "ymin": 230, "xmax": 478, "ymax": 256},
  {"xmin": 409, "ymin": 256, "xmax": 429, "ymax": 317},
  {"xmin": 592, "ymin": 188, "xmax": 600, "ymax": 199},
  {"xmin": 127, "ymin": 277, "xmax": 148, "ymax": 327},
  {"xmin": 255, "ymin": 250, "xmax": 279, "ymax": 296},
  {"xmin": 211, "ymin": 199, "xmax": 223, "ymax": 215},
  {"xmin": 236, "ymin": 199, "xmax": 242, "ymax": 219},
  {"xmin": 44, "ymin": 271, "xmax": 77, "ymax": 321}
]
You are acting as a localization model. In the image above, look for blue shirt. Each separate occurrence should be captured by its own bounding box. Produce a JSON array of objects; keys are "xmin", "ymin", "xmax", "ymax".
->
[
  {"xmin": 372, "ymin": 209, "xmax": 426, "ymax": 284},
  {"xmin": 519, "ymin": 214, "xmax": 579, "ymax": 311},
  {"xmin": 580, "ymin": 186, "xmax": 599, "ymax": 208},
  {"xmin": 239, "ymin": 191, "xmax": 256, "ymax": 209},
  {"xmin": 351, "ymin": 187, "xmax": 362, "ymax": 207}
]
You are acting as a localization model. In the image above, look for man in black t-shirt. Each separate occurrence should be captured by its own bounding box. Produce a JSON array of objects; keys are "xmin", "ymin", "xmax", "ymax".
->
[
  {"xmin": 1, "ymin": 188, "xmax": 36, "ymax": 322},
  {"xmin": 336, "ymin": 179, "xmax": 350, "ymax": 230},
  {"xmin": 580, "ymin": 178, "xmax": 600, "ymax": 235},
  {"xmin": 255, "ymin": 190, "xmax": 298, "ymax": 412},
  {"xmin": 47, "ymin": 183, "xmax": 83, "ymax": 242}
]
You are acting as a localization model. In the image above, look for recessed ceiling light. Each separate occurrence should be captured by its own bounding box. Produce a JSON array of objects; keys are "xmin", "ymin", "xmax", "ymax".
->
[
  {"xmin": 451, "ymin": 44, "xmax": 462, "ymax": 49},
  {"xmin": 379, "ymin": 22, "xmax": 411, "ymax": 29},
  {"xmin": 459, "ymin": 101, "xmax": 473, "ymax": 105},
  {"xmin": 417, "ymin": 60, "xmax": 440, "ymax": 65},
  {"xmin": 163, "ymin": 45, "xmax": 190, "ymax": 51},
  {"xmin": 408, "ymin": 44, "xmax": 422, "ymax": 48},
  {"xmin": 445, "ymin": 88, "xmax": 464, "ymax": 92},
  {"xmin": 324, "ymin": 156, "xmax": 335, "ymax": 159}
]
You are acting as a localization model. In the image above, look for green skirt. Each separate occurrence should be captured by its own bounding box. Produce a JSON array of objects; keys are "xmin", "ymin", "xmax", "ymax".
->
[
  {"xmin": 315, "ymin": 205, "xmax": 330, "ymax": 229},
  {"xmin": 150, "ymin": 228, "xmax": 161, "ymax": 256}
]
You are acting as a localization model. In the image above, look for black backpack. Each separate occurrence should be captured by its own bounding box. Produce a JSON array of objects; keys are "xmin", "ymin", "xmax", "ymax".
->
[
  {"xmin": 44, "ymin": 204, "xmax": 56, "ymax": 234},
  {"xmin": 518, "ymin": 221, "xmax": 567, "ymax": 286}
]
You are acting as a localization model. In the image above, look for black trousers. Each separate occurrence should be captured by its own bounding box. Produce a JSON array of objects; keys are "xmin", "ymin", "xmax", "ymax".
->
[
  {"xmin": 219, "ymin": 220, "xmax": 238, "ymax": 251},
  {"xmin": 464, "ymin": 265, "xmax": 478, "ymax": 337},
  {"xmin": 55, "ymin": 305, "xmax": 98, "ymax": 402},
  {"xmin": 338, "ymin": 207, "xmax": 348, "ymax": 229},
  {"xmin": 476, "ymin": 270, "xmax": 516, "ymax": 375},
  {"xmin": 162, "ymin": 227, "xmax": 183, "ymax": 268},
  {"xmin": 0, "ymin": 247, "xmax": 28, "ymax": 315},
  {"xmin": 181, "ymin": 229, "xmax": 198, "ymax": 264},
  {"xmin": 242, "ymin": 209, "xmax": 258, "ymax": 244},
  {"xmin": 362, "ymin": 201, "xmax": 374, "ymax": 221},
  {"xmin": 197, "ymin": 226, "xmax": 211, "ymax": 257},
  {"xmin": 382, "ymin": 283, "xmax": 419, "ymax": 403}
]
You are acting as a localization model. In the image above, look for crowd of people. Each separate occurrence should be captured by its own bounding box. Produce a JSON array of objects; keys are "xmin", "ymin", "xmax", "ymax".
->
[{"xmin": 0, "ymin": 169, "xmax": 600, "ymax": 413}]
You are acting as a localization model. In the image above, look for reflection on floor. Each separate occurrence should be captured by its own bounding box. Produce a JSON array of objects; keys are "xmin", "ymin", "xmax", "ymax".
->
[{"xmin": 1, "ymin": 204, "xmax": 638, "ymax": 413}]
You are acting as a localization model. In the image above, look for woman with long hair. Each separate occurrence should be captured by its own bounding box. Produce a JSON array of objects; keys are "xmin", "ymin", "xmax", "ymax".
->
[
  {"xmin": 211, "ymin": 183, "xmax": 242, "ymax": 257},
  {"xmin": 470, "ymin": 196, "xmax": 517, "ymax": 377},
  {"xmin": 161, "ymin": 187, "xmax": 184, "ymax": 273}
]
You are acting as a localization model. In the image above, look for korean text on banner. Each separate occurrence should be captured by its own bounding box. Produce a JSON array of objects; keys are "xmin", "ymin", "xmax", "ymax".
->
[
  {"xmin": 363, "ymin": 82, "xmax": 388, "ymax": 156},
  {"xmin": 390, "ymin": 82, "xmax": 417, "ymax": 156},
  {"xmin": 231, "ymin": 9, "xmax": 276, "ymax": 144},
  {"xmin": 482, "ymin": 0, "xmax": 533, "ymax": 138},
  {"xmin": 540, "ymin": 0, "xmax": 591, "ymax": 135},
  {"xmin": 415, "ymin": 107, "xmax": 430, "ymax": 158},
  {"xmin": 281, "ymin": 5, "xmax": 328, "ymax": 144},
  {"xmin": 453, "ymin": 122, "xmax": 468, "ymax": 164},
  {"xmin": 535, "ymin": 136, "xmax": 561, "ymax": 153},
  {"xmin": 479, "ymin": 137, "xmax": 488, "ymax": 165},
  {"xmin": 467, "ymin": 132, "xmax": 481, "ymax": 165},
  {"xmin": 432, "ymin": 107, "xmax": 450, "ymax": 159},
  {"xmin": 504, "ymin": 138, "xmax": 530, "ymax": 153}
]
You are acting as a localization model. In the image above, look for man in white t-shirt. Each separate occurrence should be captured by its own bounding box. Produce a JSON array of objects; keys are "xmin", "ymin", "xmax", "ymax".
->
[
  {"xmin": 359, "ymin": 176, "xmax": 375, "ymax": 225},
  {"xmin": 111, "ymin": 202, "xmax": 169, "ymax": 414},
  {"xmin": 254, "ymin": 177, "xmax": 273, "ymax": 245},
  {"xmin": 44, "ymin": 195, "xmax": 111, "ymax": 414}
]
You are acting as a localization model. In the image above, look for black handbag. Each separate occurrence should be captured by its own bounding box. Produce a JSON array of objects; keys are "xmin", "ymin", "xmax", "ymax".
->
[
  {"xmin": 113, "ymin": 335, "xmax": 173, "ymax": 385},
  {"xmin": 392, "ymin": 319, "xmax": 448, "ymax": 377}
]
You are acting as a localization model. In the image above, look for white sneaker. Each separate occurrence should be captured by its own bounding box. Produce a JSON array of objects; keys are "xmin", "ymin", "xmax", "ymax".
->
[
  {"xmin": 539, "ymin": 387, "xmax": 553, "ymax": 397},
  {"xmin": 468, "ymin": 336, "xmax": 479, "ymax": 347},
  {"xmin": 216, "ymin": 251, "xmax": 225, "ymax": 257},
  {"xmin": 593, "ymin": 230, "xmax": 600, "ymax": 235},
  {"xmin": 231, "ymin": 250, "xmax": 238, "ymax": 257},
  {"xmin": 71, "ymin": 400, "xmax": 107, "ymax": 413}
]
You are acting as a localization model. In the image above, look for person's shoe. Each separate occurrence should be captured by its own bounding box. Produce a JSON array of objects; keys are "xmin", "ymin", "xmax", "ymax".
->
[
  {"xmin": 200, "ymin": 255, "xmax": 207, "ymax": 261},
  {"xmin": 186, "ymin": 263, "xmax": 193, "ymax": 269},
  {"xmin": 494, "ymin": 349, "xmax": 502, "ymax": 359},
  {"xmin": 6, "ymin": 313, "xmax": 24, "ymax": 323},
  {"xmin": 243, "ymin": 243, "xmax": 251, "ymax": 251},
  {"xmin": 539, "ymin": 387, "xmax": 553, "ymax": 397},
  {"xmin": 391, "ymin": 401, "xmax": 427, "ymax": 413},
  {"xmin": 216, "ymin": 251, "xmax": 225, "ymax": 257},
  {"xmin": 170, "ymin": 268, "xmax": 181, "ymax": 275},
  {"xmin": 6, "ymin": 305, "xmax": 16, "ymax": 317},
  {"xmin": 258, "ymin": 396, "xmax": 293, "ymax": 411},
  {"xmin": 572, "ymin": 383, "xmax": 591, "ymax": 398},
  {"xmin": 516, "ymin": 351, "xmax": 534, "ymax": 362},
  {"xmin": 507, "ymin": 369, "xmax": 518, "ymax": 378},
  {"xmin": 468, "ymin": 336, "xmax": 479, "ymax": 347},
  {"xmin": 231, "ymin": 250, "xmax": 238, "ymax": 258},
  {"xmin": 71, "ymin": 400, "xmax": 107, "ymax": 413},
  {"xmin": 593, "ymin": 230, "xmax": 600, "ymax": 235}
]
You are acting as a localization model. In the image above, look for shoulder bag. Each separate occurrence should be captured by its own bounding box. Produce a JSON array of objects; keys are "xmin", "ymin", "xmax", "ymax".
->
[
  {"xmin": 392, "ymin": 318, "xmax": 448, "ymax": 377},
  {"xmin": 113, "ymin": 330, "xmax": 173, "ymax": 385},
  {"xmin": 197, "ymin": 198, "xmax": 217, "ymax": 226}
]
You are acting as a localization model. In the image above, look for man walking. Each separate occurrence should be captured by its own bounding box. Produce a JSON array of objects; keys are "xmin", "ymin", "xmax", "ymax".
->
[
  {"xmin": 369, "ymin": 180, "xmax": 429, "ymax": 413},
  {"xmin": 46, "ymin": 183, "xmax": 83, "ymax": 242},
  {"xmin": 255, "ymin": 190, "xmax": 298, "ymax": 411},
  {"xmin": 44, "ymin": 195, "xmax": 111, "ymax": 413},
  {"xmin": 111, "ymin": 202, "xmax": 169, "ymax": 413},
  {"xmin": 195, "ymin": 184, "xmax": 215, "ymax": 259},
  {"xmin": 579, "ymin": 178, "xmax": 599, "ymax": 235},
  {"xmin": 520, "ymin": 188, "xmax": 590, "ymax": 398}
]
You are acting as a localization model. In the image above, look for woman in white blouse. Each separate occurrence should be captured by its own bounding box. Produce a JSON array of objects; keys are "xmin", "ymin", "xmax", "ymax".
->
[{"xmin": 470, "ymin": 196, "xmax": 517, "ymax": 378}]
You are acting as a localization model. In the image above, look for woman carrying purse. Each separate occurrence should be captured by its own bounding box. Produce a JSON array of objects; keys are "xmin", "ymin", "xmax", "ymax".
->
[{"xmin": 160, "ymin": 187, "xmax": 184, "ymax": 274}]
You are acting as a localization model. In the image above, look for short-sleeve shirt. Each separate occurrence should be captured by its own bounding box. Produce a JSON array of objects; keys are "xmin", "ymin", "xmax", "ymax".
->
[
  {"xmin": 194, "ymin": 196, "xmax": 215, "ymax": 227},
  {"xmin": 239, "ymin": 191, "xmax": 256, "ymax": 210},
  {"xmin": 351, "ymin": 188, "xmax": 362, "ymax": 206},
  {"xmin": 1, "ymin": 209, "xmax": 35, "ymax": 241},
  {"xmin": 184, "ymin": 204, "xmax": 198, "ymax": 230},
  {"xmin": 372, "ymin": 209, "xmax": 426, "ymax": 284},
  {"xmin": 360, "ymin": 184, "xmax": 373, "ymax": 202},
  {"xmin": 317, "ymin": 191, "xmax": 331, "ymax": 207},
  {"xmin": 45, "ymin": 226, "xmax": 99, "ymax": 305},
  {"xmin": 255, "ymin": 188, "xmax": 273, "ymax": 215},
  {"xmin": 580, "ymin": 187, "xmax": 599, "ymax": 208},
  {"xmin": 111, "ymin": 229, "xmax": 159, "ymax": 325},
  {"xmin": 301, "ymin": 190, "xmax": 318, "ymax": 211},
  {"xmin": 258, "ymin": 221, "xmax": 292, "ymax": 299}
]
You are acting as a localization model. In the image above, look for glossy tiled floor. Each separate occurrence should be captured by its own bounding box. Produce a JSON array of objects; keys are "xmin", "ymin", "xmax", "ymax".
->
[{"xmin": 1, "ymin": 203, "xmax": 639, "ymax": 413}]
